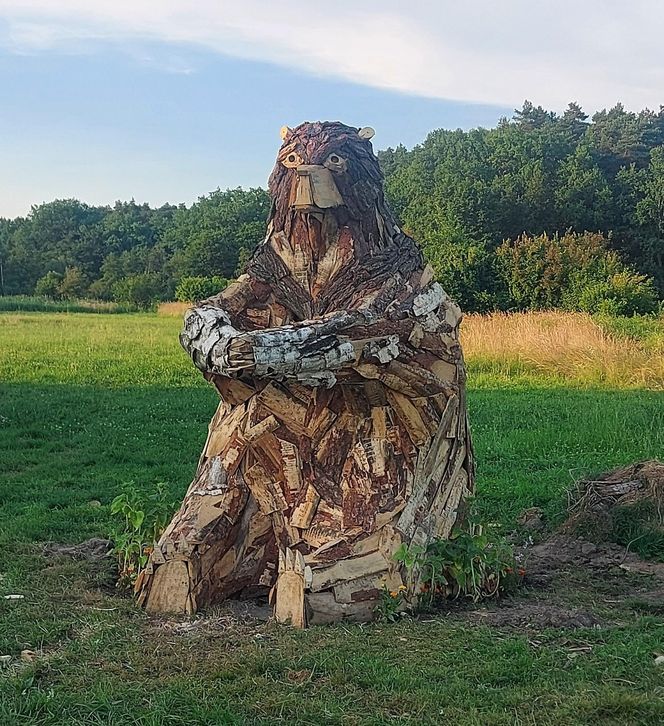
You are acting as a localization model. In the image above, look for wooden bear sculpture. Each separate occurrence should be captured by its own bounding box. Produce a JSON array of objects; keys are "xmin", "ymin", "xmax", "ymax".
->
[{"xmin": 137, "ymin": 122, "xmax": 474, "ymax": 626}]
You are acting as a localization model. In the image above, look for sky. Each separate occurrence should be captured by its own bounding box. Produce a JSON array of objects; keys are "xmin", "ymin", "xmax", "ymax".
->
[{"xmin": 1, "ymin": 0, "xmax": 663, "ymax": 219}]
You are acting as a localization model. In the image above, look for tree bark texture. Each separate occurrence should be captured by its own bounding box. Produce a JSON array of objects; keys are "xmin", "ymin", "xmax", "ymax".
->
[{"xmin": 136, "ymin": 121, "xmax": 474, "ymax": 625}]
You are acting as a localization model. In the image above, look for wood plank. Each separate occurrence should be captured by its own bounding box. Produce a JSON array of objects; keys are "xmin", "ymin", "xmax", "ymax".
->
[
  {"xmin": 279, "ymin": 438, "xmax": 302, "ymax": 493},
  {"xmin": 256, "ymin": 384, "xmax": 308, "ymax": 435},
  {"xmin": 310, "ymin": 550, "xmax": 389, "ymax": 591},
  {"xmin": 205, "ymin": 403, "xmax": 247, "ymax": 458},
  {"xmin": 243, "ymin": 463, "xmax": 288, "ymax": 515},
  {"xmin": 307, "ymin": 592, "xmax": 377, "ymax": 625},
  {"xmin": 291, "ymin": 485, "xmax": 321, "ymax": 529},
  {"xmin": 244, "ymin": 414, "xmax": 279, "ymax": 442},
  {"xmin": 333, "ymin": 570, "xmax": 403, "ymax": 603},
  {"xmin": 386, "ymin": 390, "xmax": 429, "ymax": 447}
]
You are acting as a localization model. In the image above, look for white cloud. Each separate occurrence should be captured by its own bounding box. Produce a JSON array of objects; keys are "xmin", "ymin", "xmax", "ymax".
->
[{"xmin": 0, "ymin": 0, "xmax": 663, "ymax": 111}]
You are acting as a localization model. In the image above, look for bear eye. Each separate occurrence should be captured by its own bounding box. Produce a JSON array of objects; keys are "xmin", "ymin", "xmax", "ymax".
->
[
  {"xmin": 324, "ymin": 153, "xmax": 347, "ymax": 171},
  {"xmin": 282, "ymin": 151, "xmax": 303, "ymax": 168}
]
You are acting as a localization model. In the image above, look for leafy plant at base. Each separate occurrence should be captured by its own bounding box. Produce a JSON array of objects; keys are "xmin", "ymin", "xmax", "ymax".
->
[
  {"xmin": 110, "ymin": 482, "xmax": 176, "ymax": 590},
  {"xmin": 394, "ymin": 510, "xmax": 522, "ymax": 608},
  {"xmin": 374, "ymin": 585, "xmax": 407, "ymax": 622}
]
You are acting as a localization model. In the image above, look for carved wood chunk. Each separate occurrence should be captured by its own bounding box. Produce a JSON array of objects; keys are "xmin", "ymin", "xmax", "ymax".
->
[
  {"xmin": 386, "ymin": 390, "xmax": 429, "ymax": 447},
  {"xmin": 310, "ymin": 551, "xmax": 389, "ymax": 592},
  {"xmin": 274, "ymin": 548, "xmax": 307, "ymax": 628},
  {"xmin": 145, "ymin": 560, "xmax": 193, "ymax": 615},
  {"xmin": 290, "ymin": 485, "xmax": 321, "ymax": 529}
]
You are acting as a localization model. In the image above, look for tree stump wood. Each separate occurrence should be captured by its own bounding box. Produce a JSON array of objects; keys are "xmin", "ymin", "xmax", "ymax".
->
[{"xmin": 137, "ymin": 122, "xmax": 474, "ymax": 625}]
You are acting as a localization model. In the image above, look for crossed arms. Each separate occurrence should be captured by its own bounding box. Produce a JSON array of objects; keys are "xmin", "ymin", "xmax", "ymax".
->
[{"xmin": 180, "ymin": 281, "xmax": 452, "ymax": 388}]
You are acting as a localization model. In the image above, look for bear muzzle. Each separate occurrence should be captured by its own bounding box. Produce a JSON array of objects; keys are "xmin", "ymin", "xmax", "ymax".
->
[{"xmin": 291, "ymin": 165, "xmax": 344, "ymax": 212}]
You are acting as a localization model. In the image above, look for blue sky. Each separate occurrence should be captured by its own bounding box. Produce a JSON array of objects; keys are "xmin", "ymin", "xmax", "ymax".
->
[{"xmin": 1, "ymin": 1, "xmax": 662, "ymax": 218}]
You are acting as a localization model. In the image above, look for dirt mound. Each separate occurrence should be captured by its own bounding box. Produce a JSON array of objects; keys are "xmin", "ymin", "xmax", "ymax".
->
[
  {"xmin": 568, "ymin": 460, "xmax": 664, "ymax": 515},
  {"xmin": 562, "ymin": 460, "xmax": 664, "ymax": 560},
  {"xmin": 42, "ymin": 538, "xmax": 113, "ymax": 561}
]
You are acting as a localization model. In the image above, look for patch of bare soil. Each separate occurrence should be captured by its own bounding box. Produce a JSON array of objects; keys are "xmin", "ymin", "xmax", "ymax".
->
[
  {"xmin": 521, "ymin": 533, "xmax": 664, "ymax": 581},
  {"xmin": 466, "ymin": 602, "xmax": 601, "ymax": 629},
  {"xmin": 448, "ymin": 532, "xmax": 664, "ymax": 631}
]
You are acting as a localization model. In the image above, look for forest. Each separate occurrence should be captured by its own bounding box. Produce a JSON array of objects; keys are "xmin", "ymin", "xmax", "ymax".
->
[{"xmin": 1, "ymin": 102, "xmax": 663, "ymax": 313}]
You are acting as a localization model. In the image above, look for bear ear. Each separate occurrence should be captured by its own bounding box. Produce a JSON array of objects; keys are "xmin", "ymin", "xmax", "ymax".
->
[
  {"xmin": 358, "ymin": 126, "xmax": 375, "ymax": 140},
  {"xmin": 280, "ymin": 125, "xmax": 292, "ymax": 141}
]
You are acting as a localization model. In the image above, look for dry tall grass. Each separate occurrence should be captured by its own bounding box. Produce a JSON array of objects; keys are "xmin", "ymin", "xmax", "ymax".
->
[
  {"xmin": 462, "ymin": 311, "xmax": 664, "ymax": 389},
  {"xmin": 157, "ymin": 301, "xmax": 191, "ymax": 317}
]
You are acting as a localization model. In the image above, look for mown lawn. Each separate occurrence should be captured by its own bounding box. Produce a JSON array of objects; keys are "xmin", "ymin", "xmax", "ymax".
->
[{"xmin": 1, "ymin": 312, "xmax": 663, "ymax": 725}]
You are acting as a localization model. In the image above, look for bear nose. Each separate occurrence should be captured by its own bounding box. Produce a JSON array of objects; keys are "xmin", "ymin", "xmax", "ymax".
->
[{"xmin": 292, "ymin": 165, "xmax": 343, "ymax": 210}]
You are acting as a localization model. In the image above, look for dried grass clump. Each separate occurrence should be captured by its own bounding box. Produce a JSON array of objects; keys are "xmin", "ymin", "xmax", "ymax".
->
[
  {"xmin": 461, "ymin": 311, "xmax": 664, "ymax": 388},
  {"xmin": 157, "ymin": 302, "xmax": 190, "ymax": 317},
  {"xmin": 563, "ymin": 461, "xmax": 664, "ymax": 560}
]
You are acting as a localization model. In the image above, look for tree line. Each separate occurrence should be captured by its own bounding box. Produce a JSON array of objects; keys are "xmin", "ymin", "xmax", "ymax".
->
[{"xmin": 1, "ymin": 102, "xmax": 662, "ymax": 313}]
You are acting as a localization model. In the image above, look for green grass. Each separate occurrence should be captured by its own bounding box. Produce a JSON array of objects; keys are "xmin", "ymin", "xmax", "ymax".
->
[
  {"xmin": 597, "ymin": 313, "xmax": 664, "ymax": 353},
  {"xmin": 1, "ymin": 312, "xmax": 664, "ymax": 725},
  {"xmin": 0, "ymin": 295, "xmax": 140, "ymax": 314}
]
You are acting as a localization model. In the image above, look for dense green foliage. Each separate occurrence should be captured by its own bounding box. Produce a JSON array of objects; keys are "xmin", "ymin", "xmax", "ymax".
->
[
  {"xmin": 0, "ymin": 189, "xmax": 268, "ymax": 308},
  {"xmin": 496, "ymin": 231, "xmax": 657, "ymax": 314},
  {"xmin": 1, "ymin": 102, "xmax": 663, "ymax": 311},
  {"xmin": 379, "ymin": 101, "xmax": 664, "ymax": 310},
  {"xmin": 175, "ymin": 275, "xmax": 229, "ymax": 303}
]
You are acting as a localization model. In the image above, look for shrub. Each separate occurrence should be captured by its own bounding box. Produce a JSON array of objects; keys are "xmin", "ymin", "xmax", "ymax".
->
[
  {"xmin": 573, "ymin": 271, "xmax": 658, "ymax": 315},
  {"xmin": 423, "ymin": 237, "xmax": 507, "ymax": 313},
  {"xmin": 112, "ymin": 273, "xmax": 165, "ymax": 309},
  {"xmin": 175, "ymin": 275, "xmax": 228, "ymax": 303},
  {"xmin": 394, "ymin": 522, "xmax": 520, "ymax": 607},
  {"xmin": 110, "ymin": 482, "xmax": 176, "ymax": 589},
  {"xmin": 58, "ymin": 266, "xmax": 89, "ymax": 300},
  {"xmin": 497, "ymin": 230, "xmax": 657, "ymax": 313},
  {"xmin": 87, "ymin": 277, "xmax": 114, "ymax": 301},
  {"xmin": 34, "ymin": 270, "xmax": 63, "ymax": 299}
]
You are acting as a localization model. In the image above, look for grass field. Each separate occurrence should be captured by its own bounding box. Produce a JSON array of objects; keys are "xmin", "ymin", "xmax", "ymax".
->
[{"xmin": 1, "ymin": 311, "xmax": 663, "ymax": 725}]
